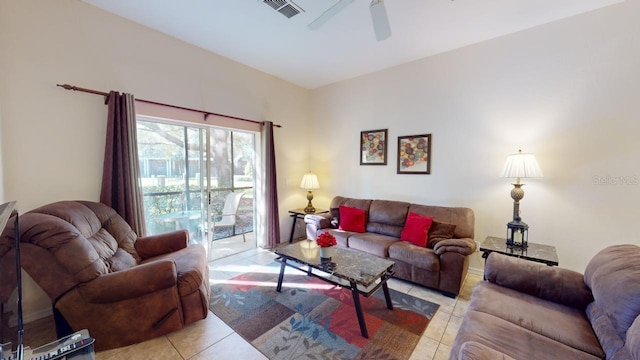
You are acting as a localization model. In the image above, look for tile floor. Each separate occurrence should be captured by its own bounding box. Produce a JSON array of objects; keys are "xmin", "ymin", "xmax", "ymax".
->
[{"xmin": 95, "ymin": 246, "xmax": 482, "ymax": 360}]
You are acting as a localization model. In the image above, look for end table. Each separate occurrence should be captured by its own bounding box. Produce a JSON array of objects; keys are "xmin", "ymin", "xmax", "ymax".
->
[{"xmin": 480, "ymin": 236, "xmax": 559, "ymax": 266}]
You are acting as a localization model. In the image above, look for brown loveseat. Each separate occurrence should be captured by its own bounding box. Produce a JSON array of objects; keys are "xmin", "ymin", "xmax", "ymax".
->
[
  {"xmin": 305, "ymin": 196, "xmax": 475, "ymax": 297},
  {"xmin": 0, "ymin": 201, "xmax": 210, "ymax": 351},
  {"xmin": 451, "ymin": 245, "xmax": 640, "ymax": 360}
]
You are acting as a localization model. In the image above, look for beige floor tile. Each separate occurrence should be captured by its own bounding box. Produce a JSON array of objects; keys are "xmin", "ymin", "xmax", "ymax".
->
[
  {"xmin": 424, "ymin": 310, "xmax": 451, "ymax": 342},
  {"xmin": 387, "ymin": 277, "xmax": 414, "ymax": 293},
  {"xmin": 189, "ymin": 333, "xmax": 267, "ymax": 360},
  {"xmin": 458, "ymin": 273, "xmax": 482, "ymax": 300},
  {"xmin": 248, "ymin": 249, "xmax": 278, "ymax": 265},
  {"xmin": 95, "ymin": 336, "xmax": 182, "ymax": 360},
  {"xmin": 167, "ymin": 312, "xmax": 234, "ymax": 359},
  {"xmin": 440, "ymin": 315, "xmax": 463, "ymax": 346},
  {"xmin": 452, "ymin": 298, "xmax": 469, "ymax": 318},
  {"xmin": 434, "ymin": 343, "xmax": 452, "ymax": 360},
  {"xmin": 409, "ymin": 336, "xmax": 439, "ymax": 360}
]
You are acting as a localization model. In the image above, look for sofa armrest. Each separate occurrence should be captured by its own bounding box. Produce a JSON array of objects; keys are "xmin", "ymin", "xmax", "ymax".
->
[
  {"xmin": 76, "ymin": 259, "xmax": 177, "ymax": 303},
  {"xmin": 433, "ymin": 237, "xmax": 476, "ymax": 256},
  {"xmin": 304, "ymin": 213, "xmax": 332, "ymax": 240},
  {"xmin": 135, "ymin": 230, "xmax": 189, "ymax": 259},
  {"xmin": 485, "ymin": 252, "xmax": 593, "ymax": 310},
  {"xmin": 457, "ymin": 341, "xmax": 516, "ymax": 360}
]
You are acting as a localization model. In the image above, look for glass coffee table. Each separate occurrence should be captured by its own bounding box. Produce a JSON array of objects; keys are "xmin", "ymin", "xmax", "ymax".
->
[{"xmin": 274, "ymin": 240, "xmax": 395, "ymax": 338}]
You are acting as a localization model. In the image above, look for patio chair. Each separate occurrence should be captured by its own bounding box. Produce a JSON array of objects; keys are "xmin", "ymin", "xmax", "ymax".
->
[{"xmin": 204, "ymin": 192, "xmax": 245, "ymax": 252}]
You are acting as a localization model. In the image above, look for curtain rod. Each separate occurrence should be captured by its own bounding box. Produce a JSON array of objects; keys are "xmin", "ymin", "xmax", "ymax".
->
[{"xmin": 56, "ymin": 84, "xmax": 281, "ymax": 128}]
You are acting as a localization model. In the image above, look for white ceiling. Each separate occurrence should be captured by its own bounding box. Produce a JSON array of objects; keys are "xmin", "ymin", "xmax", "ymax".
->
[{"xmin": 82, "ymin": 0, "xmax": 623, "ymax": 89}]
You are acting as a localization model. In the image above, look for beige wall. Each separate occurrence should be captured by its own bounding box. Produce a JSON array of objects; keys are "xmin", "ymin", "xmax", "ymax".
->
[
  {"xmin": 0, "ymin": 0, "xmax": 310, "ymax": 320},
  {"xmin": 0, "ymin": 0, "xmax": 310, "ymax": 228},
  {"xmin": 310, "ymin": 1, "xmax": 640, "ymax": 273}
]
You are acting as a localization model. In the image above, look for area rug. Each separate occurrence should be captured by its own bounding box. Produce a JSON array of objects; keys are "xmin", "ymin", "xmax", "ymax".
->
[{"xmin": 210, "ymin": 270, "xmax": 439, "ymax": 360}]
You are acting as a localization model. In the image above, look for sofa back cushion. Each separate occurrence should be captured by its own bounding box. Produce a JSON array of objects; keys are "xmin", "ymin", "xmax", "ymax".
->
[
  {"xmin": 368, "ymin": 200, "xmax": 410, "ymax": 237},
  {"xmin": 408, "ymin": 204, "xmax": 475, "ymax": 240},
  {"xmin": 21, "ymin": 201, "xmax": 140, "ymax": 284},
  {"xmin": 584, "ymin": 244, "xmax": 640, "ymax": 357},
  {"xmin": 330, "ymin": 196, "xmax": 372, "ymax": 214}
]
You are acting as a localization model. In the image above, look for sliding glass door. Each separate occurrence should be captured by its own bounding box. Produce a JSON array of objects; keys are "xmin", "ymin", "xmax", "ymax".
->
[{"xmin": 136, "ymin": 116, "xmax": 256, "ymax": 259}]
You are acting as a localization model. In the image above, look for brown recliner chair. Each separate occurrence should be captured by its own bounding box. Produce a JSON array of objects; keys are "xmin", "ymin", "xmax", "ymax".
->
[{"xmin": 6, "ymin": 200, "xmax": 210, "ymax": 351}]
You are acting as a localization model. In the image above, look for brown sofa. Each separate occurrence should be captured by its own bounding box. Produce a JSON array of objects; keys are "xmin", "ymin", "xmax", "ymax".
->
[
  {"xmin": 451, "ymin": 245, "xmax": 640, "ymax": 360},
  {"xmin": 0, "ymin": 201, "xmax": 210, "ymax": 351},
  {"xmin": 304, "ymin": 196, "xmax": 475, "ymax": 297}
]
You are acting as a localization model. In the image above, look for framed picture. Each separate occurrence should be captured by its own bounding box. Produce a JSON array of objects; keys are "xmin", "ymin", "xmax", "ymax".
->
[
  {"xmin": 397, "ymin": 134, "xmax": 432, "ymax": 174},
  {"xmin": 360, "ymin": 129, "xmax": 388, "ymax": 165}
]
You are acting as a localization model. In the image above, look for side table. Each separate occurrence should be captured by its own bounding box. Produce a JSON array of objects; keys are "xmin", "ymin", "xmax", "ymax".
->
[
  {"xmin": 480, "ymin": 236, "xmax": 559, "ymax": 266},
  {"xmin": 288, "ymin": 208, "xmax": 329, "ymax": 243}
]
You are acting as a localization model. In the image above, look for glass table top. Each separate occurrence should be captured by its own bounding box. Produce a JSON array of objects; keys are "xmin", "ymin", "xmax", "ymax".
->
[{"xmin": 274, "ymin": 240, "xmax": 395, "ymax": 287}]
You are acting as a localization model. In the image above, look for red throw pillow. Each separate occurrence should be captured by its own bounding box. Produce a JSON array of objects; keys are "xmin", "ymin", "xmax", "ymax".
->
[
  {"xmin": 338, "ymin": 205, "xmax": 366, "ymax": 233},
  {"xmin": 400, "ymin": 212, "xmax": 434, "ymax": 247}
]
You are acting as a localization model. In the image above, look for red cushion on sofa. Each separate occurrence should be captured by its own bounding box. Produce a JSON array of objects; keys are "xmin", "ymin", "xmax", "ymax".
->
[
  {"xmin": 400, "ymin": 212, "xmax": 434, "ymax": 247},
  {"xmin": 338, "ymin": 206, "xmax": 366, "ymax": 233}
]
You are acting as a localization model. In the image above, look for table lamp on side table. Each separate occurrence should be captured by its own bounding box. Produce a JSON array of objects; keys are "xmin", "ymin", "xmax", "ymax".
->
[
  {"xmin": 501, "ymin": 149, "xmax": 543, "ymax": 247},
  {"xmin": 300, "ymin": 172, "xmax": 320, "ymax": 213}
]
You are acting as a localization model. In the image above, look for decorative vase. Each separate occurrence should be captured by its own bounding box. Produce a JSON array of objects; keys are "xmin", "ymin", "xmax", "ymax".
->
[{"xmin": 319, "ymin": 246, "xmax": 335, "ymax": 259}]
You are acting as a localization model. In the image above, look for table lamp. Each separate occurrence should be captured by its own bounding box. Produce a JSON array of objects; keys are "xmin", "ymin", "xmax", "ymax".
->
[
  {"xmin": 300, "ymin": 172, "xmax": 320, "ymax": 213},
  {"xmin": 501, "ymin": 149, "xmax": 543, "ymax": 247}
]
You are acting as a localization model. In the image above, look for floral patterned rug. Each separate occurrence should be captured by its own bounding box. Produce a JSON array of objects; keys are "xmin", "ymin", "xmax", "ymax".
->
[{"xmin": 210, "ymin": 270, "xmax": 439, "ymax": 360}]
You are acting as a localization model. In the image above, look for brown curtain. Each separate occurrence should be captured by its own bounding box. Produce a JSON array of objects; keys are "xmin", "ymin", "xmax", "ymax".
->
[
  {"xmin": 261, "ymin": 121, "xmax": 280, "ymax": 248},
  {"xmin": 100, "ymin": 91, "xmax": 147, "ymax": 236}
]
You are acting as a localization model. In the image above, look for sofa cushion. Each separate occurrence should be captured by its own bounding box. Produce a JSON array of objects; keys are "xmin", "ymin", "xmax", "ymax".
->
[
  {"xmin": 408, "ymin": 204, "xmax": 474, "ymax": 240},
  {"xmin": 627, "ymin": 316, "xmax": 640, "ymax": 360},
  {"xmin": 458, "ymin": 341, "xmax": 516, "ymax": 360},
  {"xmin": 470, "ymin": 281, "xmax": 605, "ymax": 358},
  {"xmin": 400, "ymin": 212, "xmax": 433, "ymax": 247},
  {"xmin": 388, "ymin": 241, "xmax": 439, "ymax": 271},
  {"xmin": 338, "ymin": 206, "xmax": 366, "ymax": 233},
  {"xmin": 453, "ymin": 310, "xmax": 602, "ymax": 360},
  {"xmin": 427, "ymin": 220, "xmax": 456, "ymax": 249},
  {"xmin": 347, "ymin": 232, "xmax": 398, "ymax": 258},
  {"xmin": 584, "ymin": 245, "xmax": 640, "ymax": 339},
  {"xmin": 367, "ymin": 200, "xmax": 410, "ymax": 238}
]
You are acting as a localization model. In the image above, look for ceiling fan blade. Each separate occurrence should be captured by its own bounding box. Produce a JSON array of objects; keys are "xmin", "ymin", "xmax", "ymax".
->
[
  {"xmin": 308, "ymin": 0, "xmax": 355, "ymax": 30},
  {"xmin": 370, "ymin": 0, "xmax": 391, "ymax": 41}
]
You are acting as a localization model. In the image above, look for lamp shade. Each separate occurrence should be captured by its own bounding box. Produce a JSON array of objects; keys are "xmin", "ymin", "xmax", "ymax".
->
[
  {"xmin": 300, "ymin": 173, "xmax": 320, "ymax": 190},
  {"xmin": 501, "ymin": 150, "xmax": 543, "ymax": 179}
]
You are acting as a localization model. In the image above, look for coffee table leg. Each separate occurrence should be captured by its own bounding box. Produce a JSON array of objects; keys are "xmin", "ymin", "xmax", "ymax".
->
[
  {"xmin": 382, "ymin": 282, "xmax": 393, "ymax": 310},
  {"xmin": 276, "ymin": 259, "xmax": 287, "ymax": 292},
  {"xmin": 350, "ymin": 282, "xmax": 369, "ymax": 338}
]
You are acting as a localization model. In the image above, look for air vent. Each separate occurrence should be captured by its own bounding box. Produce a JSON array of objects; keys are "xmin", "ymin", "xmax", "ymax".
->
[{"xmin": 262, "ymin": 0, "xmax": 304, "ymax": 18}]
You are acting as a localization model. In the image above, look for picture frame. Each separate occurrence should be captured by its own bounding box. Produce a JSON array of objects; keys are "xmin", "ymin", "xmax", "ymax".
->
[
  {"xmin": 397, "ymin": 134, "xmax": 432, "ymax": 174},
  {"xmin": 360, "ymin": 129, "xmax": 388, "ymax": 165}
]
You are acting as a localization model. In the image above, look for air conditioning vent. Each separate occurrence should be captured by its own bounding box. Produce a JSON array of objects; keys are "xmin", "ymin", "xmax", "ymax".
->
[{"xmin": 262, "ymin": 0, "xmax": 304, "ymax": 19}]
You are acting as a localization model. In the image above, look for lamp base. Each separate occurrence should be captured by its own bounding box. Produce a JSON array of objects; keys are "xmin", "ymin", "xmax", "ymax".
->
[
  {"xmin": 304, "ymin": 202, "xmax": 316, "ymax": 213},
  {"xmin": 304, "ymin": 190, "xmax": 316, "ymax": 213}
]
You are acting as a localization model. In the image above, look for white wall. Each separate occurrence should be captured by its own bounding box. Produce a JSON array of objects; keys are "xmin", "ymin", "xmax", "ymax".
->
[
  {"xmin": 0, "ymin": 0, "xmax": 310, "ymax": 320},
  {"xmin": 310, "ymin": 1, "xmax": 640, "ymax": 273}
]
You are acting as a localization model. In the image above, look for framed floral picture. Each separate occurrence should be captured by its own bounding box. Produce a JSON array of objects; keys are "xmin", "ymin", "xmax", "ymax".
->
[
  {"xmin": 360, "ymin": 129, "xmax": 388, "ymax": 165},
  {"xmin": 397, "ymin": 134, "xmax": 431, "ymax": 174}
]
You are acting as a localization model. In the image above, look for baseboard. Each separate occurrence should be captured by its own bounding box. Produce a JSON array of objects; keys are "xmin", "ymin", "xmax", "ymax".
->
[{"xmin": 8, "ymin": 307, "xmax": 52, "ymax": 327}]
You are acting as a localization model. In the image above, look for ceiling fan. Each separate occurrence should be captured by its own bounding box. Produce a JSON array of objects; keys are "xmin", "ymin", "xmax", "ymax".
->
[{"xmin": 308, "ymin": 0, "xmax": 392, "ymax": 41}]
